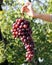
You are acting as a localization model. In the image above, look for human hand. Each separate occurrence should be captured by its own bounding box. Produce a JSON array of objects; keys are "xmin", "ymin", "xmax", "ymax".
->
[{"xmin": 21, "ymin": 2, "xmax": 35, "ymax": 17}]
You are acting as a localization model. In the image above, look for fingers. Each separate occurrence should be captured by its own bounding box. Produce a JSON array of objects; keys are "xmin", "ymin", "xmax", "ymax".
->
[
  {"xmin": 21, "ymin": 6, "xmax": 29, "ymax": 13},
  {"xmin": 25, "ymin": 1, "xmax": 32, "ymax": 6},
  {"xmin": 21, "ymin": 2, "xmax": 32, "ymax": 13},
  {"xmin": 21, "ymin": 5, "xmax": 27, "ymax": 13}
]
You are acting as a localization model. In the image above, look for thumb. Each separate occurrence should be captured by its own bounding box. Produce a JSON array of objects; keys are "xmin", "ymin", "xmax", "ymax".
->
[{"xmin": 27, "ymin": 3, "xmax": 32, "ymax": 10}]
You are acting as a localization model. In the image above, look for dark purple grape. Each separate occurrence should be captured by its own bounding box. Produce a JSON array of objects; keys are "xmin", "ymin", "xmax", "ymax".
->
[
  {"xmin": 19, "ymin": 25, "xmax": 23, "ymax": 28},
  {"xmin": 23, "ymin": 24, "xmax": 28, "ymax": 29},
  {"xmin": 21, "ymin": 22, "xmax": 24, "ymax": 25}
]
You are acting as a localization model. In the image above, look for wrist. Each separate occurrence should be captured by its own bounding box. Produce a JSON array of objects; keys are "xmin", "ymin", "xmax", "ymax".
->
[{"xmin": 32, "ymin": 13, "xmax": 40, "ymax": 18}]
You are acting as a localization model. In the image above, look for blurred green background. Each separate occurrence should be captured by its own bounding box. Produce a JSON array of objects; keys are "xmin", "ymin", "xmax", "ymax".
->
[{"xmin": 0, "ymin": 0, "xmax": 52, "ymax": 65}]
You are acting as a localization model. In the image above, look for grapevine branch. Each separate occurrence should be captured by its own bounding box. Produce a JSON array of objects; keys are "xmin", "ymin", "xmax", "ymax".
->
[
  {"xmin": 0, "ymin": 0, "xmax": 3, "ymax": 10},
  {"xmin": 0, "ymin": 0, "xmax": 8, "ymax": 48},
  {"xmin": 0, "ymin": 28, "xmax": 8, "ymax": 49},
  {"xmin": 0, "ymin": 0, "xmax": 3, "ymax": 5}
]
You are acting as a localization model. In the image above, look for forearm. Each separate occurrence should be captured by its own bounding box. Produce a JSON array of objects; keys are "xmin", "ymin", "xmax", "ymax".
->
[{"xmin": 33, "ymin": 13, "xmax": 52, "ymax": 22}]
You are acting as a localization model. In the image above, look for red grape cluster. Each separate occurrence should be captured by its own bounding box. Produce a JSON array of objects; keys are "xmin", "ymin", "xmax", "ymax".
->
[{"xmin": 11, "ymin": 18, "xmax": 34, "ymax": 62}]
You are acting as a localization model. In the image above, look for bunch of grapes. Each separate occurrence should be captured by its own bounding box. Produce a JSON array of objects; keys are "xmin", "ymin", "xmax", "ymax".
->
[{"xmin": 11, "ymin": 18, "xmax": 35, "ymax": 62}]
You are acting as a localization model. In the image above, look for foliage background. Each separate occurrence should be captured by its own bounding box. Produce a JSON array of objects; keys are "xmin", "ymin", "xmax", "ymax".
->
[{"xmin": 0, "ymin": 0, "xmax": 52, "ymax": 65}]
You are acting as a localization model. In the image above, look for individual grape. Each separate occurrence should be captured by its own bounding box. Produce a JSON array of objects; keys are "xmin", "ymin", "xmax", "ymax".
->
[
  {"xmin": 21, "ymin": 22, "xmax": 24, "ymax": 26},
  {"xmin": 14, "ymin": 24, "xmax": 18, "ymax": 29},
  {"xmin": 19, "ymin": 25, "xmax": 23, "ymax": 28},
  {"xmin": 23, "ymin": 24, "xmax": 28, "ymax": 29},
  {"xmin": 13, "ymin": 29, "xmax": 16, "ymax": 32}
]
